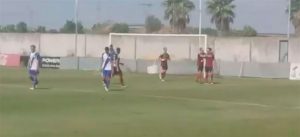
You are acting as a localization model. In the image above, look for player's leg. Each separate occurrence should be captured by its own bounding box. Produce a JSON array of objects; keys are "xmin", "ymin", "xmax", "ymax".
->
[
  {"xmin": 199, "ymin": 66, "xmax": 205, "ymax": 83},
  {"xmin": 207, "ymin": 67, "xmax": 214, "ymax": 84},
  {"xmin": 196, "ymin": 66, "xmax": 204, "ymax": 83},
  {"xmin": 29, "ymin": 70, "xmax": 38, "ymax": 90},
  {"xmin": 205, "ymin": 67, "xmax": 210, "ymax": 83},
  {"xmin": 103, "ymin": 70, "xmax": 111, "ymax": 92},
  {"xmin": 162, "ymin": 66, "xmax": 168, "ymax": 81},
  {"xmin": 160, "ymin": 68, "xmax": 167, "ymax": 82},
  {"xmin": 209, "ymin": 67, "xmax": 214, "ymax": 84},
  {"xmin": 119, "ymin": 69, "xmax": 125, "ymax": 87}
]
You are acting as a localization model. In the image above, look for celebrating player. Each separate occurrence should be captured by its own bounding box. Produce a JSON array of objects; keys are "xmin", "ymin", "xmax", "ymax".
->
[
  {"xmin": 113, "ymin": 48, "xmax": 126, "ymax": 87},
  {"xmin": 159, "ymin": 47, "xmax": 170, "ymax": 82},
  {"xmin": 205, "ymin": 48, "xmax": 215, "ymax": 84},
  {"xmin": 28, "ymin": 45, "xmax": 41, "ymax": 90},
  {"xmin": 196, "ymin": 48, "xmax": 206, "ymax": 83},
  {"xmin": 101, "ymin": 47, "xmax": 113, "ymax": 92}
]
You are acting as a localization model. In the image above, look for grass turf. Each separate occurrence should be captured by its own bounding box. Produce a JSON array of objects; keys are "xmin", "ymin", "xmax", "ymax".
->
[{"xmin": 0, "ymin": 67, "xmax": 300, "ymax": 137}]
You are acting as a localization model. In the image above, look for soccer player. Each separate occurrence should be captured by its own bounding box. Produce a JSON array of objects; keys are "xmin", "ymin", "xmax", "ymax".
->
[
  {"xmin": 101, "ymin": 47, "xmax": 113, "ymax": 92},
  {"xmin": 113, "ymin": 48, "xmax": 126, "ymax": 87},
  {"xmin": 196, "ymin": 48, "xmax": 206, "ymax": 83},
  {"xmin": 159, "ymin": 47, "xmax": 170, "ymax": 82},
  {"xmin": 28, "ymin": 45, "xmax": 41, "ymax": 90},
  {"xmin": 205, "ymin": 48, "xmax": 215, "ymax": 84},
  {"xmin": 109, "ymin": 44, "xmax": 116, "ymax": 75}
]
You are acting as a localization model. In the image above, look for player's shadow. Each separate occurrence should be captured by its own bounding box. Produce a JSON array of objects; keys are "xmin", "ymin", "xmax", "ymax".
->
[
  {"xmin": 36, "ymin": 87, "xmax": 51, "ymax": 90},
  {"xmin": 110, "ymin": 88, "xmax": 126, "ymax": 92}
]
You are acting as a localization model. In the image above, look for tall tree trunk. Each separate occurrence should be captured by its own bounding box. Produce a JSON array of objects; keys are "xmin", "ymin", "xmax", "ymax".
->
[{"xmin": 292, "ymin": 11, "xmax": 300, "ymax": 36}]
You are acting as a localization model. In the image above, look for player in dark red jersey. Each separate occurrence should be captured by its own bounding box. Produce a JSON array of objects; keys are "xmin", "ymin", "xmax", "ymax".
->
[
  {"xmin": 159, "ymin": 47, "xmax": 170, "ymax": 82},
  {"xmin": 113, "ymin": 48, "xmax": 126, "ymax": 87},
  {"xmin": 205, "ymin": 48, "xmax": 215, "ymax": 84},
  {"xmin": 196, "ymin": 48, "xmax": 206, "ymax": 83}
]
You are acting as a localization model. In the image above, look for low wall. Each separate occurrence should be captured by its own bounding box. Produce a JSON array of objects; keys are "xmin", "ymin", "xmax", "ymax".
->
[{"xmin": 57, "ymin": 57, "xmax": 290, "ymax": 78}]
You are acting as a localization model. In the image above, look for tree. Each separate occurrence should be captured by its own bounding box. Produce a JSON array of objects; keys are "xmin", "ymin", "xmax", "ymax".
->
[
  {"xmin": 206, "ymin": 0, "xmax": 236, "ymax": 36},
  {"xmin": 1, "ymin": 24, "xmax": 16, "ymax": 32},
  {"xmin": 242, "ymin": 25, "xmax": 257, "ymax": 36},
  {"xmin": 91, "ymin": 21, "xmax": 114, "ymax": 34},
  {"xmin": 36, "ymin": 26, "xmax": 46, "ymax": 33},
  {"xmin": 48, "ymin": 29, "xmax": 58, "ymax": 33},
  {"xmin": 16, "ymin": 22, "xmax": 28, "ymax": 33},
  {"xmin": 289, "ymin": 0, "xmax": 300, "ymax": 36},
  {"xmin": 145, "ymin": 15, "xmax": 162, "ymax": 33},
  {"xmin": 163, "ymin": 0, "xmax": 195, "ymax": 33},
  {"xmin": 111, "ymin": 23, "xmax": 129, "ymax": 33},
  {"xmin": 60, "ymin": 20, "xmax": 84, "ymax": 33}
]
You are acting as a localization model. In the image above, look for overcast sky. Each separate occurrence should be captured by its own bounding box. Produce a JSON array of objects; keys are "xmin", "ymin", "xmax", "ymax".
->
[{"xmin": 0, "ymin": 0, "xmax": 294, "ymax": 33}]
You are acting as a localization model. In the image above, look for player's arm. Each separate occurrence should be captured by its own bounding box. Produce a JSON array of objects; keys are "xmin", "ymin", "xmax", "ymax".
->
[
  {"xmin": 158, "ymin": 55, "xmax": 162, "ymax": 62},
  {"xmin": 100, "ymin": 53, "xmax": 104, "ymax": 70},
  {"xmin": 197, "ymin": 55, "xmax": 200, "ymax": 66},
  {"xmin": 212, "ymin": 54, "xmax": 216, "ymax": 66},
  {"xmin": 27, "ymin": 57, "xmax": 31, "ymax": 69},
  {"xmin": 37, "ymin": 53, "xmax": 42, "ymax": 69}
]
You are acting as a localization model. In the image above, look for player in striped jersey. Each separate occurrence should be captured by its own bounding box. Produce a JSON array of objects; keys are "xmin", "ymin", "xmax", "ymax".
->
[
  {"xmin": 101, "ymin": 47, "xmax": 113, "ymax": 92},
  {"xmin": 28, "ymin": 45, "xmax": 41, "ymax": 90}
]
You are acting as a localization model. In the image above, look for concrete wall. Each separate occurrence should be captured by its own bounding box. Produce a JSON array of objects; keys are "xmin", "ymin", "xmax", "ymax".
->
[
  {"xmin": 251, "ymin": 37, "xmax": 281, "ymax": 63},
  {"xmin": 214, "ymin": 37, "xmax": 251, "ymax": 62},
  {"xmin": 0, "ymin": 33, "xmax": 299, "ymax": 63},
  {"xmin": 289, "ymin": 38, "xmax": 300, "ymax": 63},
  {"xmin": 58, "ymin": 57, "xmax": 290, "ymax": 78},
  {"xmin": 0, "ymin": 33, "xmax": 40, "ymax": 55}
]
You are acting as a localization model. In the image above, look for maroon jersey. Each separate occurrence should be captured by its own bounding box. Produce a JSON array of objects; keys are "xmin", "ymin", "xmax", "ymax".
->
[
  {"xmin": 197, "ymin": 52, "xmax": 206, "ymax": 66},
  {"xmin": 159, "ymin": 53, "xmax": 170, "ymax": 68},
  {"xmin": 205, "ymin": 52, "xmax": 215, "ymax": 67}
]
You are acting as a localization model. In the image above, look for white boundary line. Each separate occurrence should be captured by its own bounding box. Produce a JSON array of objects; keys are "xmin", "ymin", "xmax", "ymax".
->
[{"xmin": 1, "ymin": 83, "xmax": 300, "ymax": 110}]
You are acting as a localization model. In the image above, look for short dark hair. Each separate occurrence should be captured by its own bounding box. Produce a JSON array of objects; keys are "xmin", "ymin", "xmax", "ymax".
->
[
  {"xmin": 116, "ymin": 47, "xmax": 120, "ymax": 51},
  {"xmin": 208, "ymin": 48, "xmax": 212, "ymax": 51},
  {"xmin": 31, "ymin": 45, "xmax": 36, "ymax": 48},
  {"xmin": 105, "ymin": 47, "xmax": 109, "ymax": 51}
]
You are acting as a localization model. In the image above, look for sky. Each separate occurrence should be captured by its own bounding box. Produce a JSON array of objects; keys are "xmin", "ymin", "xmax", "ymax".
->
[{"xmin": 0, "ymin": 0, "xmax": 294, "ymax": 33}]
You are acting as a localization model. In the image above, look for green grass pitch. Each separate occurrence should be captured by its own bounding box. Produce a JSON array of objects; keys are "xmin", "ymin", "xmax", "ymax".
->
[{"xmin": 0, "ymin": 67, "xmax": 300, "ymax": 137}]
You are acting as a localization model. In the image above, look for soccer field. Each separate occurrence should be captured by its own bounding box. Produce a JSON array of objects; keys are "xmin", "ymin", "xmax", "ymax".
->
[{"xmin": 0, "ymin": 67, "xmax": 300, "ymax": 137}]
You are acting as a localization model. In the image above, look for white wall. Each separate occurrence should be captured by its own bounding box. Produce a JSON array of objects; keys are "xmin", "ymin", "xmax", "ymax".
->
[
  {"xmin": 251, "ymin": 37, "xmax": 280, "ymax": 63},
  {"xmin": 289, "ymin": 38, "xmax": 300, "ymax": 63},
  {"xmin": 0, "ymin": 33, "xmax": 40, "ymax": 55},
  {"xmin": 214, "ymin": 37, "xmax": 251, "ymax": 62},
  {"xmin": 0, "ymin": 33, "xmax": 299, "ymax": 63}
]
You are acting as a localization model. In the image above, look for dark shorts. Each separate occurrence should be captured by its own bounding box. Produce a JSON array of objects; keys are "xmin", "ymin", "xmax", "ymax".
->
[
  {"xmin": 102, "ymin": 70, "xmax": 112, "ymax": 78},
  {"xmin": 197, "ymin": 66, "xmax": 204, "ymax": 72},
  {"xmin": 161, "ymin": 65, "xmax": 168, "ymax": 71},
  {"xmin": 113, "ymin": 67, "xmax": 122, "ymax": 75},
  {"xmin": 29, "ymin": 70, "xmax": 39, "ymax": 77},
  {"xmin": 205, "ymin": 67, "xmax": 213, "ymax": 73}
]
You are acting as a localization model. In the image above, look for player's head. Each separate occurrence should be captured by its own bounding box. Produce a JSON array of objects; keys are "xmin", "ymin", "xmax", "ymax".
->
[
  {"xmin": 105, "ymin": 47, "xmax": 109, "ymax": 54},
  {"xmin": 207, "ymin": 48, "xmax": 212, "ymax": 53},
  {"xmin": 116, "ymin": 47, "xmax": 121, "ymax": 54},
  {"xmin": 109, "ymin": 44, "xmax": 114, "ymax": 52},
  {"xmin": 30, "ymin": 45, "xmax": 36, "ymax": 52},
  {"xmin": 200, "ymin": 48, "xmax": 204, "ymax": 53},
  {"xmin": 163, "ymin": 47, "xmax": 167, "ymax": 53}
]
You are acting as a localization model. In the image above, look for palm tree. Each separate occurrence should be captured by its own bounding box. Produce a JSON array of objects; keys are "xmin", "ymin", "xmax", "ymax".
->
[
  {"xmin": 163, "ymin": 0, "xmax": 195, "ymax": 33},
  {"xmin": 206, "ymin": 0, "xmax": 235, "ymax": 36},
  {"xmin": 290, "ymin": 0, "xmax": 300, "ymax": 36}
]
